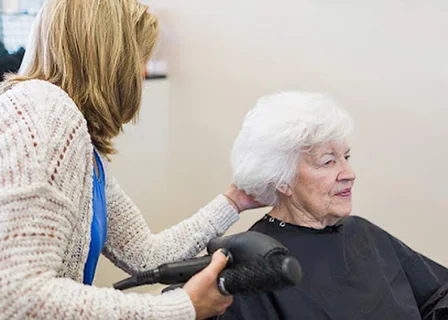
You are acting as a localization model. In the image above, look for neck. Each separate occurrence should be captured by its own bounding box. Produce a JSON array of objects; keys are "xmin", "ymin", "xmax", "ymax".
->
[{"xmin": 269, "ymin": 201, "xmax": 340, "ymax": 230}]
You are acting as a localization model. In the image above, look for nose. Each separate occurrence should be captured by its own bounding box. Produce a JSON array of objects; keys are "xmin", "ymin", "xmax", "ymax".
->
[{"xmin": 338, "ymin": 159, "xmax": 356, "ymax": 182}]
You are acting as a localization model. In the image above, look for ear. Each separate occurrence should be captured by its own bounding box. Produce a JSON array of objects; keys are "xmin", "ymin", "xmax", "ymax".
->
[{"xmin": 277, "ymin": 183, "xmax": 293, "ymax": 197}]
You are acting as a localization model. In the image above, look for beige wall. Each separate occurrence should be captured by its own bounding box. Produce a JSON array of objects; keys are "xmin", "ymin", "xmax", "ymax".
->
[{"xmin": 94, "ymin": 1, "xmax": 448, "ymax": 292}]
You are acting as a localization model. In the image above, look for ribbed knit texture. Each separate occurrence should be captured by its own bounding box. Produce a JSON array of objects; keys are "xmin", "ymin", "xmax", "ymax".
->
[{"xmin": 0, "ymin": 80, "xmax": 239, "ymax": 319}]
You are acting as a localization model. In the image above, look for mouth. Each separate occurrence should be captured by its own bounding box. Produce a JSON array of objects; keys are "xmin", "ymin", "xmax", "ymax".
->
[{"xmin": 335, "ymin": 188, "xmax": 352, "ymax": 198}]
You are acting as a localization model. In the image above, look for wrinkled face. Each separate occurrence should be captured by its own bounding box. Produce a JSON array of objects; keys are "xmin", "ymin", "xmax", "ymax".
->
[{"xmin": 285, "ymin": 141, "xmax": 356, "ymax": 222}]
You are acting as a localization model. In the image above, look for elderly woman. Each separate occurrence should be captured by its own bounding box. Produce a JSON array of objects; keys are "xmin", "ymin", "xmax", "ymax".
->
[{"xmin": 220, "ymin": 92, "xmax": 448, "ymax": 320}]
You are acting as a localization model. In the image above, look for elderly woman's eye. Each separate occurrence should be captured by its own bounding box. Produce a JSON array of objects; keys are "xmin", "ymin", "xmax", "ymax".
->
[
  {"xmin": 324, "ymin": 160, "xmax": 335, "ymax": 166},
  {"xmin": 345, "ymin": 155, "xmax": 351, "ymax": 160}
]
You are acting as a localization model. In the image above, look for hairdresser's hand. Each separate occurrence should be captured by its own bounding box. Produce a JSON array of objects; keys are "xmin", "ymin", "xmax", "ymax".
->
[
  {"xmin": 224, "ymin": 184, "xmax": 265, "ymax": 213},
  {"xmin": 183, "ymin": 250, "xmax": 233, "ymax": 320}
]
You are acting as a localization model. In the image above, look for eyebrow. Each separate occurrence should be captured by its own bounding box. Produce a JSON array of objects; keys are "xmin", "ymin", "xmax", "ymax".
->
[
  {"xmin": 320, "ymin": 148, "xmax": 351, "ymax": 157},
  {"xmin": 321, "ymin": 152, "xmax": 335, "ymax": 157}
]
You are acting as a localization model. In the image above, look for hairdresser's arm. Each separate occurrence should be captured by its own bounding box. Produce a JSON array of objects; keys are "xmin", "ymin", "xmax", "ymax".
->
[{"xmin": 102, "ymin": 172, "xmax": 241, "ymax": 275}]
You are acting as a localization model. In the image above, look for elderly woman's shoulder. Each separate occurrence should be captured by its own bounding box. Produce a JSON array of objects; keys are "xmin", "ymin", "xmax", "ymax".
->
[
  {"xmin": 344, "ymin": 216, "xmax": 386, "ymax": 233},
  {"xmin": 347, "ymin": 215, "xmax": 371, "ymax": 224},
  {"xmin": 340, "ymin": 215, "xmax": 369, "ymax": 226}
]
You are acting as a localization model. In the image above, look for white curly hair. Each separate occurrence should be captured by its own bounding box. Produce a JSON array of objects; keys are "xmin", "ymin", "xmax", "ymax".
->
[{"xmin": 231, "ymin": 91, "xmax": 354, "ymax": 205}]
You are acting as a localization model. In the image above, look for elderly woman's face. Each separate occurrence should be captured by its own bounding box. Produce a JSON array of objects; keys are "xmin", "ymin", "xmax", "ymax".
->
[{"xmin": 288, "ymin": 141, "xmax": 355, "ymax": 221}]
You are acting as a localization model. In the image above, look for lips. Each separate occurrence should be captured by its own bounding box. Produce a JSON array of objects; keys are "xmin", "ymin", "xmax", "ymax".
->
[{"xmin": 335, "ymin": 188, "xmax": 352, "ymax": 197}]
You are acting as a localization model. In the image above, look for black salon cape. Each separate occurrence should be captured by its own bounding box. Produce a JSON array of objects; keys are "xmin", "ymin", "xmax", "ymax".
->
[{"xmin": 219, "ymin": 215, "xmax": 448, "ymax": 320}]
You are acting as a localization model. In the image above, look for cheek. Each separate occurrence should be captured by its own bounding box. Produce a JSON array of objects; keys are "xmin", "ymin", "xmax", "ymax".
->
[
  {"xmin": 312, "ymin": 176, "xmax": 336, "ymax": 196},
  {"xmin": 311, "ymin": 177, "xmax": 338, "ymax": 211},
  {"xmin": 297, "ymin": 177, "xmax": 334, "ymax": 207}
]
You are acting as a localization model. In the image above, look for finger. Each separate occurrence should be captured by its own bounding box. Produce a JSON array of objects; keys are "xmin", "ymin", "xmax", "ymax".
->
[
  {"xmin": 218, "ymin": 297, "xmax": 233, "ymax": 315},
  {"xmin": 225, "ymin": 295, "xmax": 233, "ymax": 307},
  {"xmin": 206, "ymin": 248, "xmax": 230, "ymax": 275}
]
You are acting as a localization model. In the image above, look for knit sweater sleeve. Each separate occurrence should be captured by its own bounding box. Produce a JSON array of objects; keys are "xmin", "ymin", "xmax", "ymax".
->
[
  {"xmin": 0, "ymin": 80, "xmax": 196, "ymax": 319},
  {"xmin": 103, "ymin": 173, "xmax": 240, "ymax": 275}
]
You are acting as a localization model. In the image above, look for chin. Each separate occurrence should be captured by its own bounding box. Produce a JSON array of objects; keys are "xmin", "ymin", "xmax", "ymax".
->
[{"xmin": 335, "ymin": 207, "xmax": 352, "ymax": 217}]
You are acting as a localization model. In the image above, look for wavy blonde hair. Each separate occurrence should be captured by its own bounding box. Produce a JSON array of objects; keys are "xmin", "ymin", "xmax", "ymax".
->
[{"xmin": 2, "ymin": 0, "xmax": 159, "ymax": 155}]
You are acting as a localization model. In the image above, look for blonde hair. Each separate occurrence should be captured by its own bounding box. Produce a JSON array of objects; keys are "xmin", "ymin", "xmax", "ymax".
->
[{"xmin": 2, "ymin": 0, "xmax": 159, "ymax": 155}]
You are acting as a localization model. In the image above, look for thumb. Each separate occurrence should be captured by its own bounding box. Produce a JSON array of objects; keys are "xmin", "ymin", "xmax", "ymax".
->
[{"xmin": 206, "ymin": 248, "xmax": 230, "ymax": 276}]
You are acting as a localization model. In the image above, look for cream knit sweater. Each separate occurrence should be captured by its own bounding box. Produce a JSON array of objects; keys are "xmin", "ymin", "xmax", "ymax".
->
[{"xmin": 0, "ymin": 80, "xmax": 240, "ymax": 319}]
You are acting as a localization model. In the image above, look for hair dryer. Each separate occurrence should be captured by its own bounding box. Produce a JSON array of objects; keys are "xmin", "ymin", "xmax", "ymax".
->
[{"xmin": 113, "ymin": 231, "xmax": 302, "ymax": 295}]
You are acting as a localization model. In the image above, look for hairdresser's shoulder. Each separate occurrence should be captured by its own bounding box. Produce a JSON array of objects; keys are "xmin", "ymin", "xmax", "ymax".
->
[
  {"xmin": 3, "ymin": 79, "xmax": 83, "ymax": 122},
  {"xmin": 0, "ymin": 79, "xmax": 89, "ymax": 155},
  {"xmin": 11, "ymin": 79, "xmax": 75, "ymax": 105},
  {"xmin": 0, "ymin": 79, "xmax": 91, "ymax": 206}
]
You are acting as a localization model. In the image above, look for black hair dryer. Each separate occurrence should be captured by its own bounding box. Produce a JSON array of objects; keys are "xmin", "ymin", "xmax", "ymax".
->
[{"xmin": 113, "ymin": 231, "xmax": 303, "ymax": 295}]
